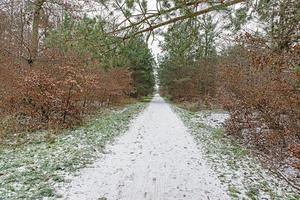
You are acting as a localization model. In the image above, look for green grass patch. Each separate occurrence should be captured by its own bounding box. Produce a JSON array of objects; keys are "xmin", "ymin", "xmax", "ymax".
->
[
  {"xmin": 211, "ymin": 128, "xmax": 225, "ymax": 140},
  {"xmin": 229, "ymin": 185, "xmax": 241, "ymax": 198},
  {"xmin": 141, "ymin": 95, "xmax": 153, "ymax": 103},
  {"xmin": 245, "ymin": 186, "xmax": 259, "ymax": 200},
  {"xmin": 0, "ymin": 102, "xmax": 146, "ymax": 199}
]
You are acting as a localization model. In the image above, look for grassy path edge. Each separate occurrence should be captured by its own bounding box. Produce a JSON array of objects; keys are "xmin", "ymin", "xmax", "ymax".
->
[
  {"xmin": 173, "ymin": 105, "xmax": 300, "ymax": 200},
  {"xmin": 0, "ymin": 102, "xmax": 147, "ymax": 200}
]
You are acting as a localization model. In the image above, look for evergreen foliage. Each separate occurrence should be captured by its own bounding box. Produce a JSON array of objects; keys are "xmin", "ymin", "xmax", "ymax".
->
[{"xmin": 46, "ymin": 15, "xmax": 155, "ymax": 97}]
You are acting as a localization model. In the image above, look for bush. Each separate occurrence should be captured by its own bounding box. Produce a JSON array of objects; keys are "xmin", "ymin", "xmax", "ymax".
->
[
  {"xmin": 218, "ymin": 35, "xmax": 300, "ymax": 168},
  {"xmin": 0, "ymin": 50, "xmax": 133, "ymax": 135}
]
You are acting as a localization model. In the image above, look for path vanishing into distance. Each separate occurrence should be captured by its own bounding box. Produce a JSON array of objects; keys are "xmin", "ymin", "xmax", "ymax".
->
[{"xmin": 58, "ymin": 95, "xmax": 230, "ymax": 200}]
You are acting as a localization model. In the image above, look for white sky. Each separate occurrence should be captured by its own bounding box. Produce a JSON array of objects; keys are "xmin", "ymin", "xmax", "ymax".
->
[{"xmin": 147, "ymin": 0, "xmax": 163, "ymax": 62}]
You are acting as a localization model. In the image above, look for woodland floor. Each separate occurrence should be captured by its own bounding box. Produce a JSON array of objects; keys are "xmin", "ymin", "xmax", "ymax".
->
[{"xmin": 1, "ymin": 95, "xmax": 299, "ymax": 200}]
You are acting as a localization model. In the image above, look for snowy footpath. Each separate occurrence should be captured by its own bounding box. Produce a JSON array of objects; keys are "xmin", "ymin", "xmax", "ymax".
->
[{"xmin": 57, "ymin": 95, "xmax": 229, "ymax": 200}]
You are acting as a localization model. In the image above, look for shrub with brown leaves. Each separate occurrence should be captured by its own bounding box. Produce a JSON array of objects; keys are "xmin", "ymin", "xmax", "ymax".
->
[
  {"xmin": 218, "ymin": 35, "xmax": 300, "ymax": 169},
  {"xmin": 0, "ymin": 50, "xmax": 133, "ymax": 136}
]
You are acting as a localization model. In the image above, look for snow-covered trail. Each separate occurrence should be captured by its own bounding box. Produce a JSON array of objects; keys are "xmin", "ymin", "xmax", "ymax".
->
[{"xmin": 58, "ymin": 95, "xmax": 230, "ymax": 200}]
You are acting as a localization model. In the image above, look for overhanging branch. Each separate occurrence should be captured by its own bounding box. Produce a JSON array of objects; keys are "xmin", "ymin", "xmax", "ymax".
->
[{"xmin": 124, "ymin": 0, "xmax": 245, "ymax": 38}]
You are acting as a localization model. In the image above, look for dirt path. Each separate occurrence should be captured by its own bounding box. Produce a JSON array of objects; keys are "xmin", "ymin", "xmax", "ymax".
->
[{"xmin": 58, "ymin": 95, "xmax": 229, "ymax": 200}]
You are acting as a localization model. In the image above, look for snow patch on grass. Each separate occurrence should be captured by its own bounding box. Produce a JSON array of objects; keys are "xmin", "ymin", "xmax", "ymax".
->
[
  {"xmin": 0, "ymin": 103, "xmax": 146, "ymax": 200},
  {"xmin": 192, "ymin": 111, "xmax": 230, "ymax": 128},
  {"xmin": 175, "ymin": 107, "xmax": 300, "ymax": 200}
]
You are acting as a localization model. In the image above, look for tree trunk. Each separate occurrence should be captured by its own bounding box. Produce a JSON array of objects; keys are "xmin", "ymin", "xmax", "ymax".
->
[
  {"xmin": 9, "ymin": 0, "xmax": 14, "ymax": 52},
  {"xmin": 31, "ymin": 0, "xmax": 46, "ymax": 63}
]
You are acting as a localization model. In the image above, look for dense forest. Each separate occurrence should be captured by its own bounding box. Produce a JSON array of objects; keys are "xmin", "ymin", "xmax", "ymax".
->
[
  {"xmin": 0, "ymin": 0, "xmax": 156, "ymax": 134},
  {"xmin": 158, "ymin": 0, "xmax": 300, "ymax": 180},
  {"xmin": 0, "ymin": 0, "xmax": 299, "ymax": 199}
]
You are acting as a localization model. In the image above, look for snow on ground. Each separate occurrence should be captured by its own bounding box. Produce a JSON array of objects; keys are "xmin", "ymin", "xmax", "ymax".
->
[
  {"xmin": 192, "ymin": 112, "xmax": 230, "ymax": 128},
  {"xmin": 2, "ymin": 94, "xmax": 299, "ymax": 200},
  {"xmin": 0, "ymin": 103, "xmax": 145, "ymax": 199},
  {"xmin": 175, "ymin": 107, "xmax": 300, "ymax": 200},
  {"xmin": 57, "ymin": 95, "xmax": 229, "ymax": 200}
]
